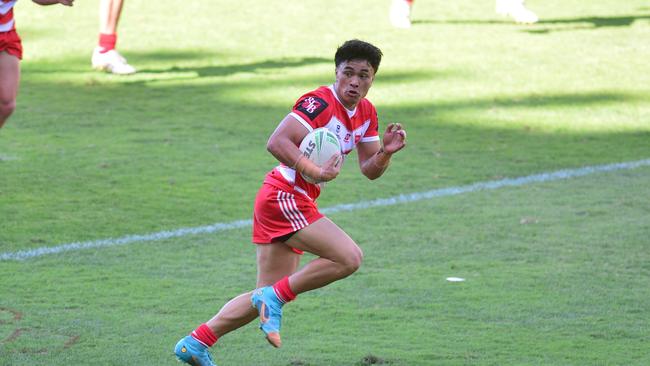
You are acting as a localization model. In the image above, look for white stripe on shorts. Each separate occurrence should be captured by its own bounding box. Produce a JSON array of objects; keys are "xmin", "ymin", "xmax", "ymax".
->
[
  {"xmin": 277, "ymin": 191, "xmax": 308, "ymax": 231},
  {"xmin": 277, "ymin": 191, "xmax": 300, "ymax": 230},
  {"xmin": 286, "ymin": 192, "xmax": 309, "ymax": 225},
  {"xmin": 277, "ymin": 191, "xmax": 298, "ymax": 230},
  {"xmin": 282, "ymin": 191, "xmax": 309, "ymax": 230}
]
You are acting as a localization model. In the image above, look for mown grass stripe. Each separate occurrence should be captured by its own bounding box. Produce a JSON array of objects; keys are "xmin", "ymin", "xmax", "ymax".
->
[{"xmin": 2, "ymin": 158, "xmax": 649, "ymax": 261}]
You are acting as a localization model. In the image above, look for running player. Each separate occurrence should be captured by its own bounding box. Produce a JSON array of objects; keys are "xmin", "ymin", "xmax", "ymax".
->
[
  {"xmin": 389, "ymin": 0, "xmax": 539, "ymax": 28},
  {"xmin": 174, "ymin": 39, "xmax": 407, "ymax": 366},
  {"xmin": 0, "ymin": 0, "xmax": 73, "ymax": 130}
]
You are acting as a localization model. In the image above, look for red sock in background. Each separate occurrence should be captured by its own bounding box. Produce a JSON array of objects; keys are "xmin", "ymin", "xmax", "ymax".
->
[
  {"xmin": 190, "ymin": 323, "xmax": 218, "ymax": 347},
  {"xmin": 98, "ymin": 33, "xmax": 117, "ymax": 53},
  {"xmin": 272, "ymin": 276, "xmax": 297, "ymax": 304}
]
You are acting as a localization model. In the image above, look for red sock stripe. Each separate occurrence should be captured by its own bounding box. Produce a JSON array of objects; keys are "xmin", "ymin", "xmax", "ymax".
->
[
  {"xmin": 190, "ymin": 323, "xmax": 218, "ymax": 347},
  {"xmin": 272, "ymin": 276, "xmax": 297, "ymax": 303},
  {"xmin": 98, "ymin": 33, "xmax": 117, "ymax": 53}
]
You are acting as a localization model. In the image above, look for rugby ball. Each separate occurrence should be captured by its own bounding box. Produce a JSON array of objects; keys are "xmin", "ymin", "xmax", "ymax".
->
[{"xmin": 298, "ymin": 127, "xmax": 342, "ymax": 184}]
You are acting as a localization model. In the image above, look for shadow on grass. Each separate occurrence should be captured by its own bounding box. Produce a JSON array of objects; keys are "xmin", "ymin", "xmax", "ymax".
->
[
  {"xmin": 123, "ymin": 49, "xmax": 225, "ymax": 63},
  {"xmin": 135, "ymin": 56, "xmax": 331, "ymax": 77},
  {"xmin": 430, "ymin": 91, "xmax": 644, "ymax": 111},
  {"xmin": 22, "ymin": 50, "xmax": 459, "ymax": 85},
  {"xmin": 525, "ymin": 14, "xmax": 650, "ymax": 34},
  {"xmin": 21, "ymin": 49, "xmax": 225, "ymax": 74},
  {"xmin": 413, "ymin": 13, "xmax": 650, "ymax": 33},
  {"xmin": 23, "ymin": 53, "xmax": 331, "ymax": 80},
  {"xmin": 537, "ymin": 14, "xmax": 650, "ymax": 27},
  {"xmin": 121, "ymin": 57, "xmax": 450, "ymax": 86}
]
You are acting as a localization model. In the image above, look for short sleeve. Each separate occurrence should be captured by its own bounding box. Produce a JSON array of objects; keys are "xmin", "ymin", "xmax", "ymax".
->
[
  {"xmin": 360, "ymin": 104, "xmax": 380, "ymax": 143},
  {"xmin": 290, "ymin": 91, "xmax": 332, "ymax": 131}
]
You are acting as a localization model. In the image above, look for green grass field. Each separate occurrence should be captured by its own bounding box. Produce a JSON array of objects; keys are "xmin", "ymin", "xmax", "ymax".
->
[{"xmin": 1, "ymin": 0, "xmax": 650, "ymax": 365}]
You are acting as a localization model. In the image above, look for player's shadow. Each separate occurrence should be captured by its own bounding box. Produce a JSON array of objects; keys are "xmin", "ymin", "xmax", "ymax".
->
[
  {"xmin": 413, "ymin": 13, "xmax": 650, "ymax": 33},
  {"xmin": 135, "ymin": 56, "xmax": 331, "ymax": 77}
]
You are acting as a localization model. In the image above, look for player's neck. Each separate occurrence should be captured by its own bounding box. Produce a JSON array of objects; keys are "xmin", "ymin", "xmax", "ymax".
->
[{"xmin": 331, "ymin": 85, "xmax": 358, "ymax": 111}]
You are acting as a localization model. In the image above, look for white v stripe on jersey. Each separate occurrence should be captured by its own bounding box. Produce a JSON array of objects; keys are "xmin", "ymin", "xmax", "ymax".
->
[{"xmin": 277, "ymin": 191, "xmax": 308, "ymax": 231}]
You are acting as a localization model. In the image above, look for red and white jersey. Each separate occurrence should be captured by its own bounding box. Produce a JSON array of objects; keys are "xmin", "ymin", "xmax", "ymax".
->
[
  {"xmin": 0, "ymin": 0, "xmax": 17, "ymax": 33},
  {"xmin": 264, "ymin": 85, "xmax": 380, "ymax": 201}
]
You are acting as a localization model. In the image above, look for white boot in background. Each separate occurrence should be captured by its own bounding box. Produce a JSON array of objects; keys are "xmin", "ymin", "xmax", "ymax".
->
[
  {"xmin": 496, "ymin": 0, "xmax": 539, "ymax": 24},
  {"xmin": 390, "ymin": 0, "xmax": 412, "ymax": 28},
  {"xmin": 92, "ymin": 47, "xmax": 137, "ymax": 75}
]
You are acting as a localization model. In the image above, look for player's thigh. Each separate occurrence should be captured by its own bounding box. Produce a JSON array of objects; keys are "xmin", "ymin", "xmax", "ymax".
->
[
  {"xmin": 256, "ymin": 242, "xmax": 301, "ymax": 287},
  {"xmin": 285, "ymin": 216, "xmax": 362, "ymax": 265},
  {"xmin": 0, "ymin": 52, "xmax": 20, "ymax": 103}
]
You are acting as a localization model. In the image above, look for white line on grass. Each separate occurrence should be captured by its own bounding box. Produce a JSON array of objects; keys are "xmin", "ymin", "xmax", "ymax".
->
[{"xmin": 2, "ymin": 158, "xmax": 649, "ymax": 261}]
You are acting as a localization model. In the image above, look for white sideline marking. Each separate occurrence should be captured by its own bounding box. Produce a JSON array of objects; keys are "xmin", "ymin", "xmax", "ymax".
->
[{"xmin": 2, "ymin": 158, "xmax": 649, "ymax": 261}]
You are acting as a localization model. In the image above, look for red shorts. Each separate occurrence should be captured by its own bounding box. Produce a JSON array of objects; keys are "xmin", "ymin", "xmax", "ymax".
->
[
  {"xmin": 252, "ymin": 182, "xmax": 323, "ymax": 250},
  {"xmin": 0, "ymin": 30, "xmax": 23, "ymax": 60}
]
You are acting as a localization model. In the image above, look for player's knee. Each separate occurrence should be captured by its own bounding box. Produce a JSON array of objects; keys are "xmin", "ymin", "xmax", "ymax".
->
[
  {"xmin": 0, "ymin": 99, "xmax": 16, "ymax": 121},
  {"xmin": 339, "ymin": 246, "xmax": 363, "ymax": 276}
]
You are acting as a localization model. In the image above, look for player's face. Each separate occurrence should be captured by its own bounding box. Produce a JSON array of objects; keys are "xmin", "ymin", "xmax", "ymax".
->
[{"xmin": 334, "ymin": 59, "xmax": 375, "ymax": 110}]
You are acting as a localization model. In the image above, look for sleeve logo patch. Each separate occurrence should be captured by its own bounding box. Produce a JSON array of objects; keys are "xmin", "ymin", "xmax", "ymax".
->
[{"xmin": 297, "ymin": 96, "xmax": 329, "ymax": 120}]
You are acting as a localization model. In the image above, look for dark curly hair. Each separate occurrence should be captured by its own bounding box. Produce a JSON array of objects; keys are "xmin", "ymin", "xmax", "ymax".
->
[{"xmin": 335, "ymin": 39, "xmax": 383, "ymax": 74}]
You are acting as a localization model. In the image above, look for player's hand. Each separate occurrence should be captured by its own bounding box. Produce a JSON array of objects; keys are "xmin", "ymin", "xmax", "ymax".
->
[
  {"xmin": 382, "ymin": 123, "xmax": 406, "ymax": 155},
  {"xmin": 318, "ymin": 153, "xmax": 342, "ymax": 182}
]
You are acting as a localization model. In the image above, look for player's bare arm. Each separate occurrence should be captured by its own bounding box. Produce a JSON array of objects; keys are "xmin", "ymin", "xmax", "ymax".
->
[
  {"xmin": 267, "ymin": 114, "xmax": 341, "ymax": 182},
  {"xmin": 358, "ymin": 123, "xmax": 407, "ymax": 179}
]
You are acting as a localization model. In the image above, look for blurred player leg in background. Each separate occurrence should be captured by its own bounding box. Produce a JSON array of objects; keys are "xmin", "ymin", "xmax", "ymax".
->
[
  {"xmin": 1, "ymin": 0, "xmax": 73, "ymax": 130},
  {"xmin": 0, "ymin": 50, "xmax": 20, "ymax": 129},
  {"xmin": 1, "ymin": 0, "xmax": 22, "ymax": 130},
  {"xmin": 389, "ymin": 0, "xmax": 413, "ymax": 28},
  {"xmin": 389, "ymin": 0, "xmax": 539, "ymax": 28},
  {"xmin": 91, "ymin": 0, "xmax": 136, "ymax": 75}
]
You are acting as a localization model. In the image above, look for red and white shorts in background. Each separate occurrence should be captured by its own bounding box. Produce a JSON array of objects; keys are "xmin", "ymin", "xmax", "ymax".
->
[
  {"xmin": 0, "ymin": 30, "xmax": 22, "ymax": 59},
  {"xmin": 252, "ymin": 183, "xmax": 323, "ymax": 252}
]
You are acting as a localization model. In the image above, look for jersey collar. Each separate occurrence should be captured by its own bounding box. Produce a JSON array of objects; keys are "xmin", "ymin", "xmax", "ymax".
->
[{"xmin": 329, "ymin": 85, "xmax": 357, "ymax": 118}]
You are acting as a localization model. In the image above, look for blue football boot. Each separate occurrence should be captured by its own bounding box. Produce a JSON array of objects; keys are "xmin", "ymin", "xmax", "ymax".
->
[
  {"xmin": 174, "ymin": 335, "xmax": 216, "ymax": 366},
  {"xmin": 251, "ymin": 286, "xmax": 284, "ymax": 347}
]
